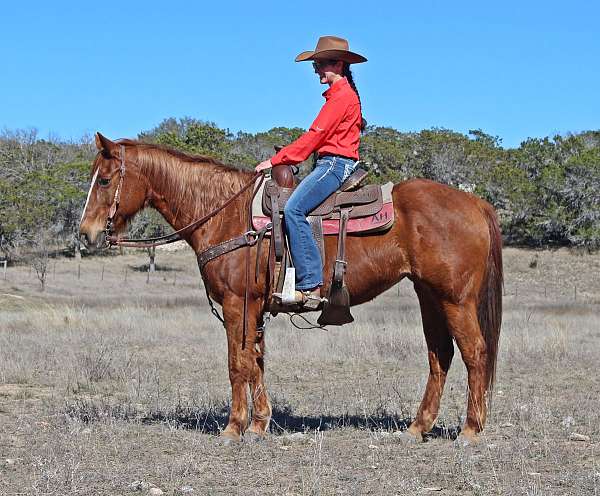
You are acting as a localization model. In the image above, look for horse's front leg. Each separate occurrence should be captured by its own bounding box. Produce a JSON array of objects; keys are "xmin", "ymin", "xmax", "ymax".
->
[
  {"xmin": 246, "ymin": 310, "xmax": 272, "ymax": 441},
  {"xmin": 221, "ymin": 295, "xmax": 271, "ymax": 443}
]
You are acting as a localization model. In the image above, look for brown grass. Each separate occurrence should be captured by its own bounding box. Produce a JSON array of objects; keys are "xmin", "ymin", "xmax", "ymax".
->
[{"xmin": 0, "ymin": 246, "xmax": 599, "ymax": 495}]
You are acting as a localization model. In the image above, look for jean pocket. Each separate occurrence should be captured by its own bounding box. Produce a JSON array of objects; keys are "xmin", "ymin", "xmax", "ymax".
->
[
  {"xmin": 342, "ymin": 161, "xmax": 357, "ymax": 182},
  {"xmin": 332, "ymin": 158, "xmax": 357, "ymax": 183},
  {"xmin": 315, "ymin": 160, "xmax": 336, "ymax": 182}
]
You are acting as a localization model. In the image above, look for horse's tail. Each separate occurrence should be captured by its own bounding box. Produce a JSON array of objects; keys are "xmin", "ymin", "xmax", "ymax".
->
[{"xmin": 477, "ymin": 202, "xmax": 503, "ymax": 398}]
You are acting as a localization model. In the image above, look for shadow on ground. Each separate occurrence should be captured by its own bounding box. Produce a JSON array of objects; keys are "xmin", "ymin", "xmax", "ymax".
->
[{"xmin": 65, "ymin": 399, "xmax": 459, "ymax": 440}]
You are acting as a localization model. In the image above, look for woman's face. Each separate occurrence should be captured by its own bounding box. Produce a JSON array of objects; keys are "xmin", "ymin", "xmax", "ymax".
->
[{"xmin": 312, "ymin": 59, "xmax": 344, "ymax": 85}]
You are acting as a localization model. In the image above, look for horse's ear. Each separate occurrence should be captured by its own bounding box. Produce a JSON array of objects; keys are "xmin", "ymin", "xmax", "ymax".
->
[{"xmin": 95, "ymin": 132, "xmax": 117, "ymax": 156}]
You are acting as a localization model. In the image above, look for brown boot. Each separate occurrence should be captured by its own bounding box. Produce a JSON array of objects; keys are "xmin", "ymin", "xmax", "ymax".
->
[
  {"xmin": 293, "ymin": 288, "xmax": 324, "ymax": 309},
  {"xmin": 273, "ymin": 288, "xmax": 325, "ymax": 309}
]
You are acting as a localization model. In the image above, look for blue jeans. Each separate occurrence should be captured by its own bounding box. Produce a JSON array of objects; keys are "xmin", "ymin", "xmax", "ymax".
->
[{"xmin": 283, "ymin": 155, "xmax": 358, "ymax": 290}]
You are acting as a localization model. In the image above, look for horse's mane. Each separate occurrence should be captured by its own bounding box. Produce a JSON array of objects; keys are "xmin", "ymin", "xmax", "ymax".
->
[
  {"xmin": 120, "ymin": 139, "xmax": 230, "ymax": 168},
  {"xmin": 117, "ymin": 139, "xmax": 253, "ymax": 220}
]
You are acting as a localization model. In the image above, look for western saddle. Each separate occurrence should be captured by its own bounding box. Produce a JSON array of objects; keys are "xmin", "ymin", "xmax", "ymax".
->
[{"xmin": 259, "ymin": 150, "xmax": 394, "ymax": 326}]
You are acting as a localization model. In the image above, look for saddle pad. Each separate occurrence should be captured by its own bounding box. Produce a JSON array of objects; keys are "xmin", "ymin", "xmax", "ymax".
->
[{"xmin": 252, "ymin": 181, "xmax": 395, "ymax": 235}]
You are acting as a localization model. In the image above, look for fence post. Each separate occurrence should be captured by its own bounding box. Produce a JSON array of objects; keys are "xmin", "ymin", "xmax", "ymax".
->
[
  {"xmin": 101, "ymin": 264, "xmax": 105, "ymax": 281},
  {"xmin": 148, "ymin": 246, "xmax": 156, "ymax": 273},
  {"xmin": 574, "ymin": 285, "xmax": 577, "ymax": 300},
  {"xmin": 74, "ymin": 237, "xmax": 81, "ymax": 260},
  {"xmin": 77, "ymin": 263, "xmax": 81, "ymax": 280},
  {"xmin": 2, "ymin": 260, "xmax": 6, "ymax": 280}
]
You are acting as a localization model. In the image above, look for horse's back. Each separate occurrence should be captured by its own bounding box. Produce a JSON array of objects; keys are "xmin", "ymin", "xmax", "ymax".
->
[{"xmin": 392, "ymin": 178, "xmax": 493, "ymax": 236}]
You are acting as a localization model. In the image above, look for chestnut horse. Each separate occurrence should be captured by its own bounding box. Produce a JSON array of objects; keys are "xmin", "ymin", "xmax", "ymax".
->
[{"xmin": 80, "ymin": 133, "xmax": 502, "ymax": 445}]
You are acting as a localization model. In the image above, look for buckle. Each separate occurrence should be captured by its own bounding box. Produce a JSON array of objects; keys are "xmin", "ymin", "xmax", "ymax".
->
[{"xmin": 244, "ymin": 230, "xmax": 259, "ymax": 245}]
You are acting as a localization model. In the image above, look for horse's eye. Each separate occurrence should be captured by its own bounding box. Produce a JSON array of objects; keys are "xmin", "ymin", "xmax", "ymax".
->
[{"xmin": 98, "ymin": 177, "xmax": 111, "ymax": 187}]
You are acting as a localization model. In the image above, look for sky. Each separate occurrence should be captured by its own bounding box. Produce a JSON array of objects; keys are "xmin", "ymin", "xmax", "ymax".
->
[{"xmin": 1, "ymin": 0, "xmax": 599, "ymax": 149}]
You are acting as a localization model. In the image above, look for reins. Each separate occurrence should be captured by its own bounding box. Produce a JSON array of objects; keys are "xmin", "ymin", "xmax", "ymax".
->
[
  {"xmin": 101, "ymin": 144, "xmax": 270, "ymax": 351},
  {"xmin": 104, "ymin": 145, "xmax": 263, "ymax": 248}
]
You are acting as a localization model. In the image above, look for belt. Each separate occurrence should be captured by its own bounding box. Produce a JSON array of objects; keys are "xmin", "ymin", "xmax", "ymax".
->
[{"xmin": 317, "ymin": 153, "xmax": 358, "ymax": 161}]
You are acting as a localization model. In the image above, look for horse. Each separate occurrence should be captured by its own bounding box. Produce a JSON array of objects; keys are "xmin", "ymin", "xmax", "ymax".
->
[{"xmin": 79, "ymin": 133, "xmax": 503, "ymax": 445}]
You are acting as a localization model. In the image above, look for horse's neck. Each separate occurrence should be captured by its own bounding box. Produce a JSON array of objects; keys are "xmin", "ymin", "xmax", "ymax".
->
[{"xmin": 140, "ymin": 153, "xmax": 251, "ymax": 249}]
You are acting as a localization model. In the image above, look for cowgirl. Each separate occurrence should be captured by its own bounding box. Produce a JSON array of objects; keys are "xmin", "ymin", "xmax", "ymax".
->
[{"xmin": 256, "ymin": 35, "xmax": 367, "ymax": 305}]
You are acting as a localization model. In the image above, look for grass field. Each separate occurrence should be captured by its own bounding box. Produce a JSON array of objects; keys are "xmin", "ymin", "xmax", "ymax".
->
[{"xmin": 1, "ymin": 246, "xmax": 599, "ymax": 495}]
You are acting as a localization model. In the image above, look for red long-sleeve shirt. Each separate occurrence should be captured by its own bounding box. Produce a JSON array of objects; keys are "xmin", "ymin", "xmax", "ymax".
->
[{"xmin": 271, "ymin": 77, "xmax": 362, "ymax": 166}]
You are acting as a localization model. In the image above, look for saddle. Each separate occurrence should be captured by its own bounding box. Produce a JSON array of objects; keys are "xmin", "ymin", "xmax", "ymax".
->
[{"xmin": 256, "ymin": 159, "xmax": 395, "ymax": 327}]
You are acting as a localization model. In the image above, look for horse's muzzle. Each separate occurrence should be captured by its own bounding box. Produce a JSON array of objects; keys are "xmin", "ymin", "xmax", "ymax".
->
[{"xmin": 79, "ymin": 230, "xmax": 105, "ymax": 252}]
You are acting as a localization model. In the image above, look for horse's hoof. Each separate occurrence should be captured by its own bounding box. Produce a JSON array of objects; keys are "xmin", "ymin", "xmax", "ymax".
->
[
  {"xmin": 244, "ymin": 431, "xmax": 267, "ymax": 444},
  {"xmin": 393, "ymin": 430, "xmax": 423, "ymax": 444},
  {"xmin": 219, "ymin": 432, "xmax": 242, "ymax": 446}
]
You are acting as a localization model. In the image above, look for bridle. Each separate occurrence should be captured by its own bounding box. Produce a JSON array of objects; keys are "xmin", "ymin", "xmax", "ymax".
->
[
  {"xmin": 101, "ymin": 145, "xmax": 263, "ymax": 249},
  {"xmin": 104, "ymin": 145, "xmax": 127, "ymax": 243},
  {"xmin": 94, "ymin": 144, "xmax": 276, "ymax": 350},
  {"xmin": 98, "ymin": 144, "xmax": 270, "ymax": 349}
]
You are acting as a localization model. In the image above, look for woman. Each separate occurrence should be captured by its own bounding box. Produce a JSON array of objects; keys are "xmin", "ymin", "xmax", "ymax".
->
[{"xmin": 255, "ymin": 35, "xmax": 367, "ymax": 306}]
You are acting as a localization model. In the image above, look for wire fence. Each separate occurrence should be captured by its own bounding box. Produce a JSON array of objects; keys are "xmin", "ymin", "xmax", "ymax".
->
[
  {"xmin": 0, "ymin": 258, "xmax": 193, "ymax": 289},
  {"xmin": 2, "ymin": 257, "xmax": 598, "ymax": 302}
]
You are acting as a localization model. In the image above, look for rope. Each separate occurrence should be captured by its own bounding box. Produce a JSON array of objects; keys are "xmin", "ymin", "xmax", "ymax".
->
[{"xmin": 289, "ymin": 313, "xmax": 328, "ymax": 331}]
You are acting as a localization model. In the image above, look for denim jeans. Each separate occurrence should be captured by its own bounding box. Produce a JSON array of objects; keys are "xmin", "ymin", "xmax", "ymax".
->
[{"xmin": 283, "ymin": 155, "xmax": 358, "ymax": 290}]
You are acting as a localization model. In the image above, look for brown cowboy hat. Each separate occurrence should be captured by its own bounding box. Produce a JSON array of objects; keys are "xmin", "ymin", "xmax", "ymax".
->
[{"xmin": 295, "ymin": 35, "xmax": 367, "ymax": 64}]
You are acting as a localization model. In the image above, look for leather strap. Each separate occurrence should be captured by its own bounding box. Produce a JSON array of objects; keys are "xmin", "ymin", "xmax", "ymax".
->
[
  {"xmin": 105, "ymin": 145, "xmax": 127, "ymax": 233},
  {"xmin": 333, "ymin": 208, "xmax": 350, "ymax": 289},
  {"xmin": 196, "ymin": 231, "xmax": 261, "ymax": 270},
  {"xmin": 270, "ymin": 192, "xmax": 283, "ymax": 260},
  {"xmin": 254, "ymin": 224, "xmax": 271, "ymax": 283}
]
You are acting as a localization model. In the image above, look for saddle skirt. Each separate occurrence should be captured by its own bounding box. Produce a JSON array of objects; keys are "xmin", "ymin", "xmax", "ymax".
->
[{"xmin": 252, "ymin": 175, "xmax": 395, "ymax": 235}]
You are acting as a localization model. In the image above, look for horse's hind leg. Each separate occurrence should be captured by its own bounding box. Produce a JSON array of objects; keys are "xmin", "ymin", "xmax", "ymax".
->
[
  {"xmin": 405, "ymin": 283, "xmax": 454, "ymax": 442},
  {"xmin": 442, "ymin": 300, "xmax": 487, "ymax": 443}
]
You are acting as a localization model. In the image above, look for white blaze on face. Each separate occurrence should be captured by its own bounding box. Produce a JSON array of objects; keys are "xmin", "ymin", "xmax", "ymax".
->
[{"xmin": 80, "ymin": 168, "xmax": 99, "ymax": 225}]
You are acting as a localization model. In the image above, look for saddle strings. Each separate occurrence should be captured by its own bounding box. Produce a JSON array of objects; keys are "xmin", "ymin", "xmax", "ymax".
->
[{"xmin": 289, "ymin": 313, "xmax": 328, "ymax": 331}]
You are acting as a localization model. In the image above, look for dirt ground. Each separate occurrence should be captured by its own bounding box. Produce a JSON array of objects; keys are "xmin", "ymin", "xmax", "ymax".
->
[{"xmin": 0, "ymin": 246, "xmax": 599, "ymax": 495}]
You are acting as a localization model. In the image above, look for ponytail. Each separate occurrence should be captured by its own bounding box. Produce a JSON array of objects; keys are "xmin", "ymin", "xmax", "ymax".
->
[{"xmin": 343, "ymin": 63, "xmax": 367, "ymax": 131}]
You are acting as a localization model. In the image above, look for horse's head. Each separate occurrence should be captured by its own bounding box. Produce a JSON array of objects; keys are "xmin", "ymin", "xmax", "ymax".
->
[{"xmin": 79, "ymin": 133, "xmax": 149, "ymax": 250}]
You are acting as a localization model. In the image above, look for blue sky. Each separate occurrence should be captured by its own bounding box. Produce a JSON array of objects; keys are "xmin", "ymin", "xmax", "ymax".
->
[{"xmin": 1, "ymin": 0, "xmax": 598, "ymax": 148}]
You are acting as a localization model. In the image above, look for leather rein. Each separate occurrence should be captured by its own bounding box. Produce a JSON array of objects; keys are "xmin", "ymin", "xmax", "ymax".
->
[
  {"xmin": 103, "ymin": 145, "xmax": 264, "ymax": 249},
  {"xmin": 101, "ymin": 145, "xmax": 270, "ymax": 350}
]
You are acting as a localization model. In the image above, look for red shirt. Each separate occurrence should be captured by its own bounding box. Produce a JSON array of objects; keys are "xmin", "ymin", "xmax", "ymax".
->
[{"xmin": 271, "ymin": 77, "xmax": 362, "ymax": 166}]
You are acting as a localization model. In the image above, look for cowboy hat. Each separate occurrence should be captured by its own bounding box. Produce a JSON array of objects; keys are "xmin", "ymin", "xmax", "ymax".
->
[{"xmin": 295, "ymin": 35, "xmax": 367, "ymax": 64}]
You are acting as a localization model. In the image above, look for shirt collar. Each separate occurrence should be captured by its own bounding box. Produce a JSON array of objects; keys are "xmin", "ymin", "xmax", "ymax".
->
[{"xmin": 322, "ymin": 77, "xmax": 349, "ymax": 99}]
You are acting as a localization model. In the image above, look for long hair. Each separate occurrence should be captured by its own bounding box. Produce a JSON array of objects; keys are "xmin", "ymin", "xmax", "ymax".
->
[{"xmin": 343, "ymin": 63, "xmax": 367, "ymax": 131}]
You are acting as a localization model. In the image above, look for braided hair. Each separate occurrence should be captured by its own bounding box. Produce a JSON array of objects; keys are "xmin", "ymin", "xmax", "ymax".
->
[{"xmin": 343, "ymin": 63, "xmax": 367, "ymax": 131}]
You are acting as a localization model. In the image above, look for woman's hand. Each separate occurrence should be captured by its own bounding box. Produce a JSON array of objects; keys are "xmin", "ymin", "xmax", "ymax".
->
[{"xmin": 255, "ymin": 159, "xmax": 273, "ymax": 173}]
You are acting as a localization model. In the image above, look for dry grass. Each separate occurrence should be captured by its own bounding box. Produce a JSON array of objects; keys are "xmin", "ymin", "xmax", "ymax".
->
[{"xmin": 0, "ymin": 247, "xmax": 599, "ymax": 495}]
